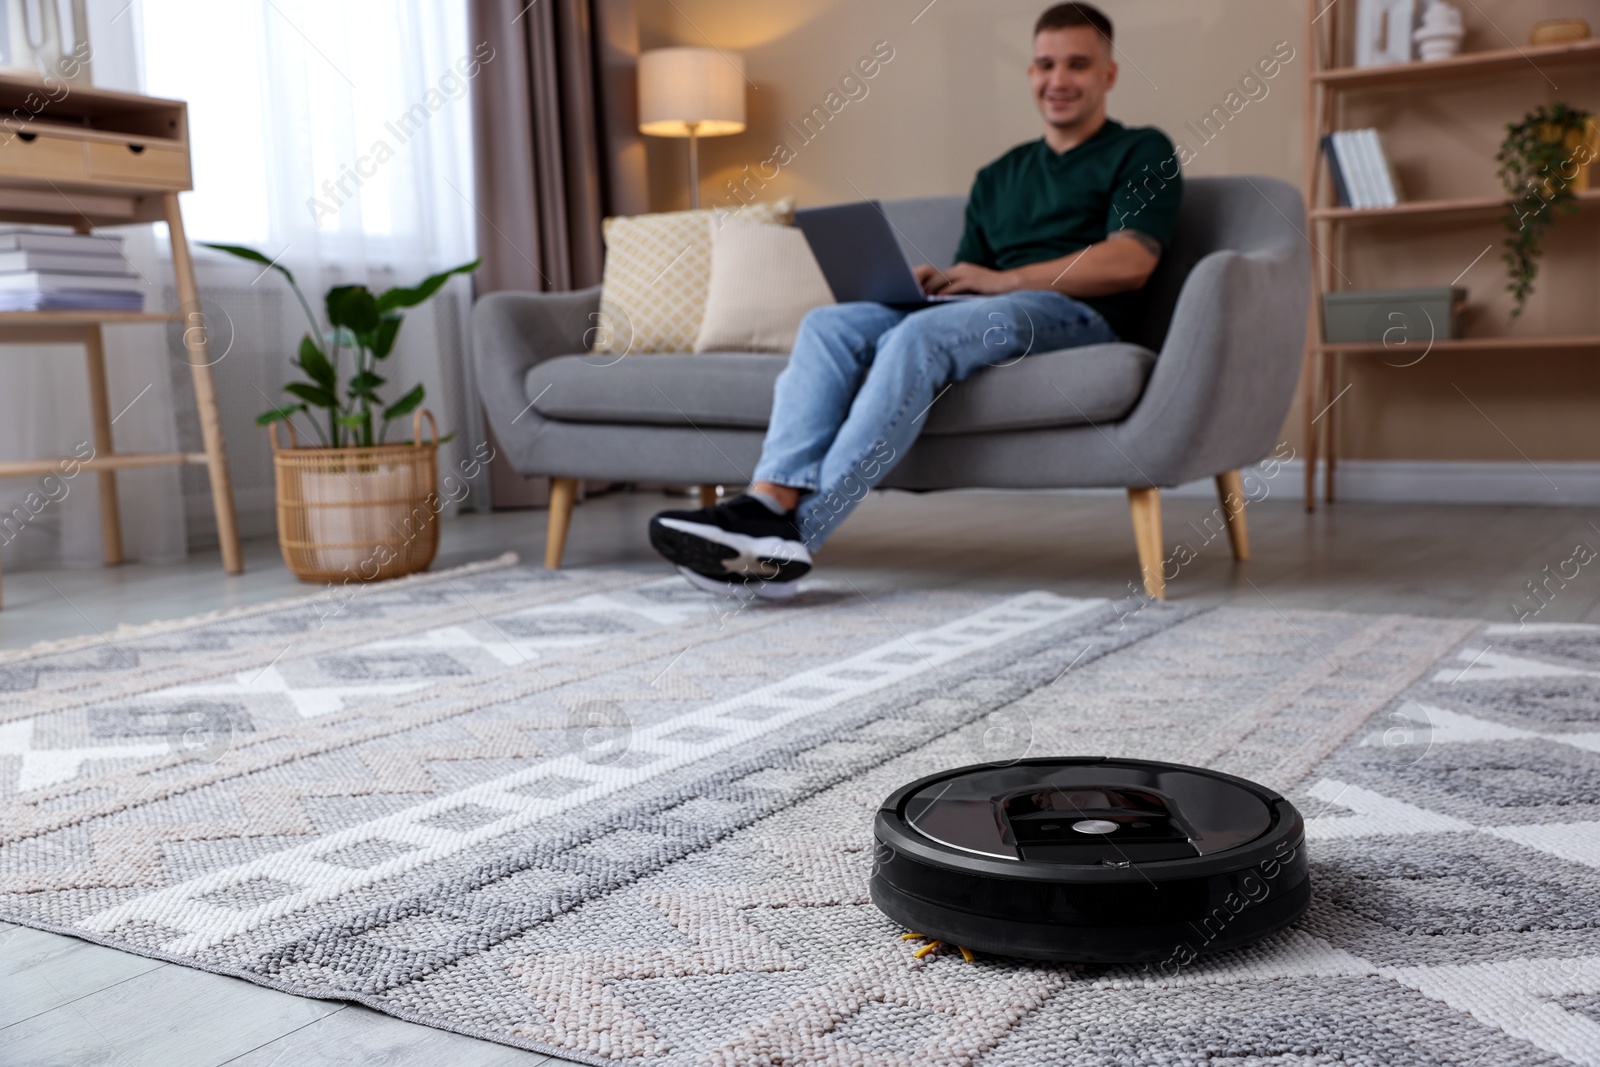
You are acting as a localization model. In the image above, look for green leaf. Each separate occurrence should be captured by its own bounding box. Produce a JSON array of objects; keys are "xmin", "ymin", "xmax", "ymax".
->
[
  {"xmin": 254, "ymin": 403, "xmax": 304, "ymax": 426},
  {"xmin": 326, "ymin": 285, "xmax": 379, "ymax": 335},
  {"xmin": 346, "ymin": 371, "xmax": 387, "ymax": 398},
  {"xmin": 382, "ymin": 383, "xmax": 425, "ymax": 422},
  {"xmin": 1497, "ymin": 103, "xmax": 1596, "ymax": 320},
  {"xmin": 336, "ymin": 412, "xmax": 368, "ymax": 429},
  {"xmin": 296, "ymin": 335, "xmax": 336, "ymax": 389},
  {"xmin": 375, "ymin": 258, "xmax": 480, "ymax": 313},
  {"xmin": 371, "ymin": 314, "xmax": 403, "ymax": 359},
  {"xmin": 202, "ymin": 242, "xmax": 296, "ymax": 286},
  {"xmin": 284, "ymin": 382, "xmax": 339, "ymax": 409}
]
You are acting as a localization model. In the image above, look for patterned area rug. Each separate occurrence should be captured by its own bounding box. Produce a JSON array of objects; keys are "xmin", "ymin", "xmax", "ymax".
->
[{"xmin": 2, "ymin": 557, "xmax": 1598, "ymax": 1065}]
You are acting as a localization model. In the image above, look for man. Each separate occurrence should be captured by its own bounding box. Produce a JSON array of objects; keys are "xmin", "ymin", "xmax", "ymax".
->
[{"xmin": 649, "ymin": 1, "xmax": 1182, "ymax": 599}]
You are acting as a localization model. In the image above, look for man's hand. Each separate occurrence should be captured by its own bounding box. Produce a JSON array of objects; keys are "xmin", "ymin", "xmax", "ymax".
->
[{"xmin": 916, "ymin": 261, "xmax": 1017, "ymax": 296}]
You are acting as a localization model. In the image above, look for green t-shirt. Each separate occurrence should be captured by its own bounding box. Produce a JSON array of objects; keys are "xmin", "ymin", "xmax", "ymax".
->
[{"xmin": 954, "ymin": 118, "xmax": 1183, "ymax": 340}]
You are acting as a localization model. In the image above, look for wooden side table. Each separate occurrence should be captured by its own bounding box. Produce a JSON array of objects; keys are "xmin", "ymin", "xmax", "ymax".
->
[{"xmin": 0, "ymin": 76, "xmax": 241, "ymax": 606}]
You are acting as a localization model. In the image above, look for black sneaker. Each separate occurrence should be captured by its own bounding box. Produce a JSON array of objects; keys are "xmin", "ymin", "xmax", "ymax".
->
[{"xmin": 649, "ymin": 494, "xmax": 813, "ymax": 584}]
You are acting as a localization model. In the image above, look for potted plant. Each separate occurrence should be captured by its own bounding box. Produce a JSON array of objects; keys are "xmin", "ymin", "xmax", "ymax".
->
[
  {"xmin": 1497, "ymin": 103, "xmax": 1597, "ymax": 319},
  {"xmin": 203, "ymin": 243, "xmax": 479, "ymax": 582}
]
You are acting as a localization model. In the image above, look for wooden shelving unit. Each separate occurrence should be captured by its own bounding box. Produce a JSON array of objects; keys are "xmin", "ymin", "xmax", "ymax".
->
[
  {"xmin": 1311, "ymin": 335, "xmax": 1600, "ymax": 356},
  {"xmin": 1310, "ymin": 188, "xmax": 1600, "ymax": 223},
  {"xmin": 0, "ymin": 76, "xmax": 241, "ymax": 605},
  {"xmin": 1301, "ymin": 5, "xmax": 1600, "ymax": 509},
  {"xmin": 1310, "ymin": 34, "xmax": 1600, "ymax": 88}
]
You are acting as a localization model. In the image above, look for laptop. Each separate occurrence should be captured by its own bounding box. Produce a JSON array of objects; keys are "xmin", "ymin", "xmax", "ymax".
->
[{"xmin": 794, "ymin": 200, "xmax": 979, "ymax": 308}]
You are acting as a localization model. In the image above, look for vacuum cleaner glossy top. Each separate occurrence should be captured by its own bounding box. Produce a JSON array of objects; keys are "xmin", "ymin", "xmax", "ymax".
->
[{"xmin": 871, "ymin": 757, "xmax": 1310, "ymax": 963}]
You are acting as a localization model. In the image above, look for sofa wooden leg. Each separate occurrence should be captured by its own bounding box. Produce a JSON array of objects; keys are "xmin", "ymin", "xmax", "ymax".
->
[
  {"xmin": 1127, "ymin": 487, "xmax": 1165, "ymax": 601},
  {"xmin": 545, "ymin": 477, "xmax": 578, "ymax": 569},
  {"xmin": 698, "ymin": 485, "xmax": 718, "ymax": 508},
  {"xmin": 1215, "ymin": 469, "xmax": 1251, "ymax": 562}
]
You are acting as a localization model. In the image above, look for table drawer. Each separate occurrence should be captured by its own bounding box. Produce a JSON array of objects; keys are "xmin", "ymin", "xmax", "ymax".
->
[
  {"xmin": 86, "ymin": 140, "xmax": 190, "ymax": 188},
  {"xmin": 0, "ymin": 133, "xmax": 86, "ymax": 180}
]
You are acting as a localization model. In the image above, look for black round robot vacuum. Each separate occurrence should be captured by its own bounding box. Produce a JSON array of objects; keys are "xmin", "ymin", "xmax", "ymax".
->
[{"xmin": 871, "ymin": 757, "xmax": 1310, "ymax": 964}]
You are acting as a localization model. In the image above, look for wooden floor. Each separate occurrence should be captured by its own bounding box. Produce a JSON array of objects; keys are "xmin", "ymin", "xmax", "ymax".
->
[{"xmin": 1, "ymin": 487, "xmax": 1595, "ymax": 1066}]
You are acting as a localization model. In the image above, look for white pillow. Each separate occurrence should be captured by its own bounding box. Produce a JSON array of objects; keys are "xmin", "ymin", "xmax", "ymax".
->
[{"xmin": 694, "ymin": 218, "xmax": 835, "ymax": 354}]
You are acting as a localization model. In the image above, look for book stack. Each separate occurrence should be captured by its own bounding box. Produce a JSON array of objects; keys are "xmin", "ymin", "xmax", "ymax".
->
[
  {"xmin": 1321, "ymin": 129, "xmax": 1403, "ymax": 209},
  {"xmin": 0, "ymin": 230, "xmax": 145, "ymax": 312}
]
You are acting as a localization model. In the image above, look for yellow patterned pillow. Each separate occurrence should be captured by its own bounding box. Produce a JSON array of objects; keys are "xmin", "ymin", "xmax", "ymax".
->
[{"xmin": 592, "ymin": 199, "xmax": 794, "ymax": 355}]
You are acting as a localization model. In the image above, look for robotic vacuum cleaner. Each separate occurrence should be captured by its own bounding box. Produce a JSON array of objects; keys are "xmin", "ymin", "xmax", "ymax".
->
[{"xmin": 871, "ymin": 757, "xmax": 1310, "ymax": 963}]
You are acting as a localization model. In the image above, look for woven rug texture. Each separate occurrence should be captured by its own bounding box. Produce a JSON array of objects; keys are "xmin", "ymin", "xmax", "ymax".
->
[{"xmin": 1, "ymin": 557, "xmax": 1597, "ymax": 1065}]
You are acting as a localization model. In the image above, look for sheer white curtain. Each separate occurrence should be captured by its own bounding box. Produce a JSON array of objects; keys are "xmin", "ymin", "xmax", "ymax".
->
[
  {"xmin": 140, "ymin": 1, "xmax": 477, "ymax": 265},
  {"xmin": 138, "ymin": 0, "xmax": 484, "ymax": 538},
  {"xmin": 0, "ymin": 0, "xmax": 482, "ymax": 572}
]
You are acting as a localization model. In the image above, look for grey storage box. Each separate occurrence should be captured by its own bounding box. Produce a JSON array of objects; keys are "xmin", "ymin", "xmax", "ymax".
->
[{"xmin": 1323, "ymin": 287, "xmax": 1466, "ymax": 344}]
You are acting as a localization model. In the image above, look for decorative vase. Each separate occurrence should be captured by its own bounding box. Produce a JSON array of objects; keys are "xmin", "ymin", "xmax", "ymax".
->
[
  {"xmin": 1413, "ymin": 0, "xmax": 1464, "ymax": 61},
  {"xmin": 1356, "ymin": 0, "xmax": 1417, "ymax": 67},
  {"xmin": 0, "ymin": 0, "xmax": 91, "ymax": 83},
  {"xmin": 1538, "ymin": 121, "xmax": 1600, "ymax": 195},
  {"xmin": 270, "ymin": 409, "xmax": 441, "ymax": 583}
]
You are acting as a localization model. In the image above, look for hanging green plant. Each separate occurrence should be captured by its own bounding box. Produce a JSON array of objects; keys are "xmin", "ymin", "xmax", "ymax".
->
[
  {"xmin": 201, "ymin": 244, "xmax": 480, "ymax": 446},
  {"xmin": 1497, "ymin": 103, "xmax": 1596, "ymax": 320}
]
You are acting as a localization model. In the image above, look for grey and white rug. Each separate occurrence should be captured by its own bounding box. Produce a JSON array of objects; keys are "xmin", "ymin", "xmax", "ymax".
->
[{"xmin": 2, "ymin": 556, "xmax": 1598, "ymax": 1065}]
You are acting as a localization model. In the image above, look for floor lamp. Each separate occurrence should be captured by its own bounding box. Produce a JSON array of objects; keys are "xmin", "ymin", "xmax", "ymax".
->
[{"xmin": 638, "ymin": 47, "xmax": 747, "ymax": 209}]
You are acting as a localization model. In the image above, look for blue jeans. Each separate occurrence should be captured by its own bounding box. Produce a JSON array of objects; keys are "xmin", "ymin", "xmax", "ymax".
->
[{"xmin": 752, "ymin": 291, "xmax": 1116, "ymax": 549}]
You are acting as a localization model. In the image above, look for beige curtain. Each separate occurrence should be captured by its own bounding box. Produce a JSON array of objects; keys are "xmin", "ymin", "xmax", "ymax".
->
[
  {"xmin": 468, "ymin": 0, "xmax": 645, "ymax": 505},
  {"xmin": 468, "ymin": 0, "xmax": 645, "ymax": 293}
]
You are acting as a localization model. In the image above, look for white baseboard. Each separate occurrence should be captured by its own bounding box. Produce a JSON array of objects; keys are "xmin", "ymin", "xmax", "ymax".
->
[{"xmin": 1167, "ymin": 460, "xmax": 1600, "ymax": 507}]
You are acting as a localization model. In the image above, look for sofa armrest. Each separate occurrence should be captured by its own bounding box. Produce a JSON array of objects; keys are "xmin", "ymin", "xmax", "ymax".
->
[
  {"xmin": 472, "ymin": 286, "xmax": 602, "ymax": 470},
  {"xmin": 1116, "ymin": 241, "xmax": 1310, "ymax": 487}
]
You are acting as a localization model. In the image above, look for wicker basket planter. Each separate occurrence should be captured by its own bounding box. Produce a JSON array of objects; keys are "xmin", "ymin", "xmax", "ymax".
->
[{"xmin": 270, "ymin": 409, "xmax": 440, "ymax": 583}]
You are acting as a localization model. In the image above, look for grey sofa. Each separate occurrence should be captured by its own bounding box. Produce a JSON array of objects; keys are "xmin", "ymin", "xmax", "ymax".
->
[{"xmin": 473, "ymin": 175, "xmax": 1310, "ymax": 598}]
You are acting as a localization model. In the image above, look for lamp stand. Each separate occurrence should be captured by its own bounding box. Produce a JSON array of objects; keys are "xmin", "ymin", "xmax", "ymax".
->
[{"xmin": 686, "ymin": 120, "xmax": 701, "ymax": 209}]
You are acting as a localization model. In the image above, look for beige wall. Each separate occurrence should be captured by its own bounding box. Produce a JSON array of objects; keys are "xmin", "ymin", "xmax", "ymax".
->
[{"xmin": 638, "ymin": 0, "xmax": 1600, "ymax": 465}]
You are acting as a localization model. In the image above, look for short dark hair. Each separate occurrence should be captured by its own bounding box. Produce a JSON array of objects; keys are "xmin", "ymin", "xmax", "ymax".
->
[{"xmin": 1034, "ymin": 2, "xmax": 1114, "ymax": 42}]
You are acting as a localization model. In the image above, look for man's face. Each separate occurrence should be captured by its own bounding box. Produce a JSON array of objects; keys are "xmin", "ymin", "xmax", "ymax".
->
[{"xmin": 1028, "ymin": 26, "xmax": 1117, "ymax": 131}]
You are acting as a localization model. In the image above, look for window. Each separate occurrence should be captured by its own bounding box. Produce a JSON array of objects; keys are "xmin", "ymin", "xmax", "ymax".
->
[{"xmin": 138, "ymin": 0, "xmax": 475, "ymax": 262}]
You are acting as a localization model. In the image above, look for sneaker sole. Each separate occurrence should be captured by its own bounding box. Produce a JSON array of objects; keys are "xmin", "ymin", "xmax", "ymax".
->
[
  {"xmin": 676, "ymin": 566, "xmax": 802, "ymax": 601},
  {"xmin": 650, "ymin": 517, "xmax": 812, "ymax": 582}
]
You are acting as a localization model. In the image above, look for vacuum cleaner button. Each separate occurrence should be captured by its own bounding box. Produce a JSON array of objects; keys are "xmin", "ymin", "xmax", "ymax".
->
[{"xmin": 1073, "ymin": 819, "xmax": 1119, "ymax": 834}]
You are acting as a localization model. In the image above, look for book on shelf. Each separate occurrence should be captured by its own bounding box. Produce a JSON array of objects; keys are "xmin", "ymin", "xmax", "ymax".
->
[
  {"xmin": 1361, "ymin": 128, "xmax": 1402, "ymax": 206},
  {"xmin": 0, "ymin": 231, "xmax": 125, "ymax": 255},
  {"xmin": 1322, "ymin": 134, "xmax": 1353, "ymax": 207},
  {"xmin": 0, "ymin": 225, "xmax": 145, "ymax": 313},
  {"xmin": 1350, "ymin": 129, "xmax": 1385, "ymax": 207},
  {"xmin": 1330, "ymin": 130, "xmax": 1367, "ymax": 207},
  {"xmin": 0, "ymin": 290, "xmax": 145, "ymax": 312},
  {"xmin": 0, "ymin": 271, "xmax": 143, "ymax": 293},
  {"xmin": 0, "ymin": 249, "xmax": 134, "ymax": 274},
  {"xmin": 1325, "ymin": 128, "xmax": 1401, "ymax": 209}
]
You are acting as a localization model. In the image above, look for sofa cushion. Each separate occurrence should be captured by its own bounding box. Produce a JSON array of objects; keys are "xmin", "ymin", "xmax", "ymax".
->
[
  {"xmin": 525, "ymin": 342, "xmax": 1156, "ymax": 435},
  {"xmin": 528, "ymin": 352, "xmax": 787, "ymax": 430},
  {"xmin": 923, "ymin": 342, "xmax": 1156, "ymax": 435}
]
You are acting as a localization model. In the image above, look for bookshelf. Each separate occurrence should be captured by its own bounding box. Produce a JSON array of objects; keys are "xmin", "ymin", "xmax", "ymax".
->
[
  {"xmin": 0, "ymin": 76, "xmax": 241, "ymax": 606},
  {"xmin": 1300, "ymin": 4, "xmax": 1600, "ymax": 510},
  {"xmin": 1311, "ymin": 335, "xmax": 1600, "ymax": 355},
  {"xmin": 1311, "ymin": 188, "xmax": 1600, "ymax": 224},
  {"xmin": 1310, "ymin": 34, "xmax": 1600, "ymax": 88}
]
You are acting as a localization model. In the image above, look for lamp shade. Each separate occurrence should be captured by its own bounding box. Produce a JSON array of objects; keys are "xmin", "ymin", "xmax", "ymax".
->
[{"xmin": 637, "ymin": 47, "xmax": 746, "ymax": 137}]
